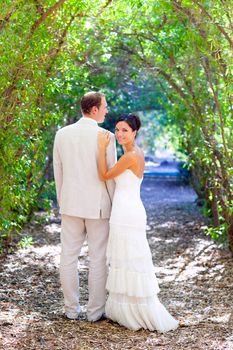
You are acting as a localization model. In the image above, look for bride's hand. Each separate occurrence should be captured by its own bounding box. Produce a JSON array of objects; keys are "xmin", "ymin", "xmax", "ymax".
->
[{"xmin": 98, "ymin": 130, "xmax": 110, "ymax": 148}]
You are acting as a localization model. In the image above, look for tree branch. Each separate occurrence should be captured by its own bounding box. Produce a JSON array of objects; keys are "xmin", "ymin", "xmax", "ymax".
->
[
  {"xmin": 30, "ymin": 0, "xmax": 66, "ymax": 34},
  {"xmin": 193, "ymin": 0, "xmax": 233, "ymax": 50},
  {"xmin": 201, "ymin": 56, "xmax": 233, "ymax": 166}
]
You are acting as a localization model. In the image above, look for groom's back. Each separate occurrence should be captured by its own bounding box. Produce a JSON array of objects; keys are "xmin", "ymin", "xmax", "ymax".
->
[{"xmin": 53, "ymin": 118, "xmax": 112, "ymax": 219}]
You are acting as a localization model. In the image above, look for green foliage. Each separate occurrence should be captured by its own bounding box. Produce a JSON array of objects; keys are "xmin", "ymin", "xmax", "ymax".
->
[
  {"xmin": 0, "ymin": 0, "xmax": 91, "ymax": 247},
  {"xmin": 204, "ymin": 223, "xmax": 228, "ymax": 244},
  {"xmin": 18, "ymin": 235, "xmax": 34, "ymax": 249},
  {"xmin": 0, "ymin": 0, "xmax": 232, "ymax": 252}
]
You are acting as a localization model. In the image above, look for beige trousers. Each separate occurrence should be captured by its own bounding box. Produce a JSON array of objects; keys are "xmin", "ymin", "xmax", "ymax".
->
[{"xmin": 60, "ymin": 214, "xmax": 109, "ymax": 321}]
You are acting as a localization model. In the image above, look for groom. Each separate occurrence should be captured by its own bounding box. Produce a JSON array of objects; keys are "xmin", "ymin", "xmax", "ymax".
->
[{"xmin": 53, "ymin": 91, "xmax": 116, "ymax": 321}]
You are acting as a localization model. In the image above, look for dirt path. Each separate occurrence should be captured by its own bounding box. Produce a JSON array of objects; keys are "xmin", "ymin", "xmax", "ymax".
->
[{"xmin": 1, "ymin": 177, "xmax": 233, "ymax": 350}]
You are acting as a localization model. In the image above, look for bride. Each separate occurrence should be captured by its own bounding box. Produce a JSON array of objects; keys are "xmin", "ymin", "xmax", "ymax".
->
[{"xmin": 98, "ymin": 114, "xmax": 179, "ymax": 332}]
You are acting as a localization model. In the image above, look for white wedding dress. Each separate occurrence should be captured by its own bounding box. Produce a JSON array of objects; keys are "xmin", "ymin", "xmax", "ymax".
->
[{"xmin": 105, "ymin": 169, "xmax": 179, "ymax": 332}]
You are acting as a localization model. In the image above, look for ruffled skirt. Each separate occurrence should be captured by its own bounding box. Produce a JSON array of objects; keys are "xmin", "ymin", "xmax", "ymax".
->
[{"xmin": 105, "ymin": 223, "xmax": 179, "ymax": 332}]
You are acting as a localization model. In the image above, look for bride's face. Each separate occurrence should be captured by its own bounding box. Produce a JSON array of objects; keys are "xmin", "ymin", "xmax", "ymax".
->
[{"xmin": 115, "ymin": 121, "xmax": 136, "ymax": 146}]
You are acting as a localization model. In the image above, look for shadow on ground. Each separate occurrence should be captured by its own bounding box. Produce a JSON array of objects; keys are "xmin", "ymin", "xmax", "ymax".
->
[{"xmin": 0, "ymin": 177, "xmax": 233, "ymax": 350}]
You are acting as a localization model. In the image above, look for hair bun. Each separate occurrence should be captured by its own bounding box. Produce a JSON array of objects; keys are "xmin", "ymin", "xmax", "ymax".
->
[
  {"xmin": 116, "ymin": 114, "xmax": 141, "ymax": 132},
  {"xmin": 129, "ymin": 114, "xmax": 141, "ymax": 131}
]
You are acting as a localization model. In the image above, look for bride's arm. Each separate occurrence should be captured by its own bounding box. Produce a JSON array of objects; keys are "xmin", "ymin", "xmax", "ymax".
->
[{"xmin": 98, "ymin": 131, "xmax": 135, "ymax": 181}]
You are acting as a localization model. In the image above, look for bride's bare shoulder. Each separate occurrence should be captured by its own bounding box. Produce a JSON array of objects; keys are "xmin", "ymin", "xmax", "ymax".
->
[
  {"xmin": 125, "ymin": 149, "xmax": 144, "ymax": 167},
  {"xmin": 132, "ymin": 147, "xmax": 144, "ymax": 160}
]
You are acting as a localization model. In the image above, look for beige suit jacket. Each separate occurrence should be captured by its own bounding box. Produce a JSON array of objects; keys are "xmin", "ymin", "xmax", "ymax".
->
[{"xmin": 53, "ymin": 117, "xmax": 116, "ymax": 219}]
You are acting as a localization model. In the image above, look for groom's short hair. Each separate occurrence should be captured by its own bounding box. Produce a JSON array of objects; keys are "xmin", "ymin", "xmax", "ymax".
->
[{"xmin": 80, "ymin": 91, "xmax": 105, "ymax": 114}]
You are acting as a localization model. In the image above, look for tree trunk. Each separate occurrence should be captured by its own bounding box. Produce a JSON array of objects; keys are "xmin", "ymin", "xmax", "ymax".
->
[
  {"xmin": 210, "ymin": 186, "xmax": 220, "ymax": 227},
  {"xmin": 227, "ymin": 215, "xmax": 233, "ymax": 254}
]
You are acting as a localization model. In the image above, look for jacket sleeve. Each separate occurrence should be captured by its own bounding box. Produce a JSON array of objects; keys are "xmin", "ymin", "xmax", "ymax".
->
[
  {"xmin": 105, "ymin": 133, "xmax": 117, "ymax": 200},
  {"xmin": 106, "ymin": 133, "xmax": 117, "ymax": 168},
  {"xmin": 53, "ymin": 132, "xmax": 63, "ymax": 206}
]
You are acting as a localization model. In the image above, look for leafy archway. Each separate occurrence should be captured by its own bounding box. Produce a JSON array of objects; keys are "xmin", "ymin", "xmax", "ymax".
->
[{"xmin": 0, "ymin": 0, "xmax": 232, "ymax": 251}]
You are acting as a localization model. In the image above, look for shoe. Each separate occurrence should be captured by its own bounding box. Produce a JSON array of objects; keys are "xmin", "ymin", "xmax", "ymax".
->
[
  {"xmin": 93, "ymin": 313, "xmax": 107, "ymax": 322},
  {"xmin": 64, "ymin": 314, "xmax": 81, "ymax": 320},
  {"xmin": 65, "ymin": 305, "xmax": 82, "ymax": 320}
]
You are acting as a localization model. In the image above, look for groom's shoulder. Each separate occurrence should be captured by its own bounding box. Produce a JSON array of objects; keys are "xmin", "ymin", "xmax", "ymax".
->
[
  {"xmin": 56, "ymin": 123, "xmax": 76, "ymax": 137},
  {"xmin": 98, "ymin": 126, "xmax": 115, "ymax": 138}
]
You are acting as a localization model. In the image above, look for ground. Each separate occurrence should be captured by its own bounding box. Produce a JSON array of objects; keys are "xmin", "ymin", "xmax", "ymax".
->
[{"xmin": 0, "ymin": 176, "xmax": 233, "ymax": 350}]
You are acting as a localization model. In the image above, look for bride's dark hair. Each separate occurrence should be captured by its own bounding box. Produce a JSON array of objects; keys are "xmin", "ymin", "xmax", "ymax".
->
[{"xmin": 116, "ymin": 114, "xmax": 141, "ymax": 132}]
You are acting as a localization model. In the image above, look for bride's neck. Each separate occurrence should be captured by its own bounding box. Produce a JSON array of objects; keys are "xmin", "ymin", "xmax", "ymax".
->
[{"xmin": 123, "ymin": 142, "xmax": 136, "ymax": 153}]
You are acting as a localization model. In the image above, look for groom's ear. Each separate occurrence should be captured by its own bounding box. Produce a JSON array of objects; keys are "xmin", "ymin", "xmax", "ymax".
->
[{"xmin": 91, "ymin": 106, "xmax": 98, "ymax": 114}]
